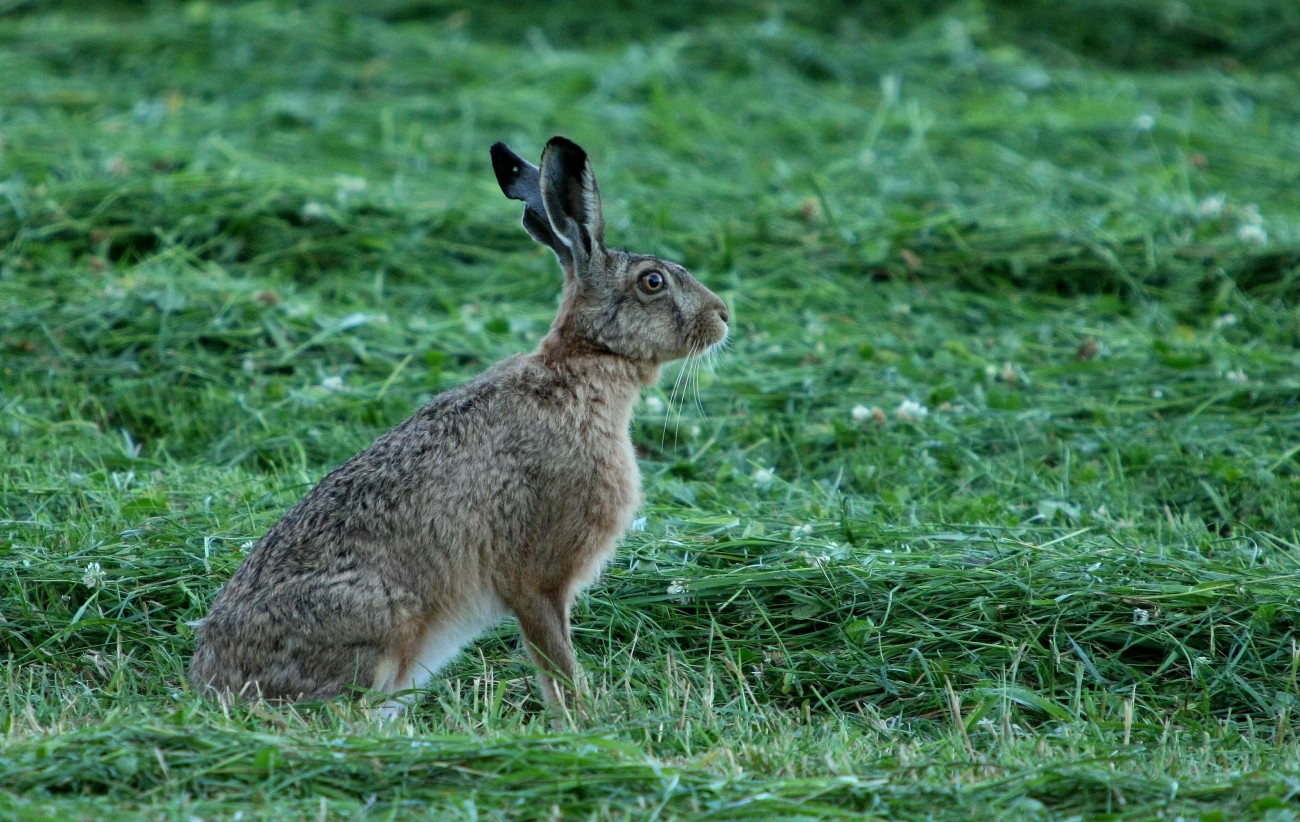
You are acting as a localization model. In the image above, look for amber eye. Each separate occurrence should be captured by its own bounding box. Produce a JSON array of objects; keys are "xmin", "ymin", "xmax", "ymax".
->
[{"xmin": 638, "ymin": 270, "xmax": 666, "ymax": 294}]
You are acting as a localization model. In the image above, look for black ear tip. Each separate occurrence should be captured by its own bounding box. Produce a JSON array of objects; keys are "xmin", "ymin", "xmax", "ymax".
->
[
  {"xmin": 544, "ymin": 135, "xmax": 588, "ymax": 163},
  {"xmin": 490, "ymin": 141, "xmax": 517, "ymax": 171},
  {"xmin": 490, "ymin": 141, "xmax": 534, "ymax": 197}
]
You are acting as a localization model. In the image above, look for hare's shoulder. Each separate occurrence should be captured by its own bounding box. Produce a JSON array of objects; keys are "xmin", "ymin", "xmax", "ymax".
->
[{"xmin": 467, "ymin": 352, "xmax": 642, "ymax": 492}]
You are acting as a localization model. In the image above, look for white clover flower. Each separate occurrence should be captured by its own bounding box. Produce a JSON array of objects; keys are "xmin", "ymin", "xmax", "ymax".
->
[
  {"xmin": 895, "ymin": 399, "xmax": 928, "ymax": 422},
  {"xmin": 334, "ymin": 174, "xmax": 368, "ymax": 196},
  {"xmin": 1195, "ymin": 193, "xmax": 1225, "ymax": 219},
  {"xmin": 1222, "ymin": 367, "xmax": 1247, "ymax": 383},
  {"xmin": 1132, "ymin": 608, "xmax": 1151, "ymax": 625},
  {"xmin": 1213, "ymin": 313, "xmax": 1237, "ymax": 330},
  {"xmin": 301, "ymin": 201, "xmax": 329, "ymax": 220},
  {"xmin": 1236, "ymin": 223, "xmax": 1267, "ymax": 246},
  {"xmin": 1135, "ymin": 113, "xmax": 1155, "ymax": 131},
  {"xmin": 320, "ymin": 375, "xmax": 345, "ymax": 393},
  {"xmin": 630, "ymin": 517, "xmax": 648, "ymax": 532},
  {"xmin": 643, "ymin": 395, "xmax": 666, "ymax": 414},
  {"xmin": 790, "ymin": 523, "xmax": 814, "ymax": 540},
  {"xmin": 751, "ymin": 467, "xmax": 776, "ymax": 489},
  {"xmin": 82, "ymin": 562, "xmax": 106, "ymax": 589},
  {"xmin": 850, "ymin": 404, "xmax": 871, "ymax": 422}
]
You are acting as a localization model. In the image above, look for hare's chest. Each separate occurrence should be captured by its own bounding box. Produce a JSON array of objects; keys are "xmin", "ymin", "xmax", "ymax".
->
[
  {"xmin": 555, "ymin": 425, "xmax": 641, "ymax": 591},
  {"xmin": 578, "ymin": 426, "xmax": 641, "ymax": 536}
]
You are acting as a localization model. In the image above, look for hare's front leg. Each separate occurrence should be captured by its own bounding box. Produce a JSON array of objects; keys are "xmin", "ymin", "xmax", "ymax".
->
[{"xmin": 508, "ymin": 589, "xmax": 580, "ymax": 715}]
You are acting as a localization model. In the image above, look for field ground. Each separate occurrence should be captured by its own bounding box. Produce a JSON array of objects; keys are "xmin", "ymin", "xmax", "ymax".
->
[{"xmin": 2, "ymin": 1, "xmax": 1299, "ymax": 819}]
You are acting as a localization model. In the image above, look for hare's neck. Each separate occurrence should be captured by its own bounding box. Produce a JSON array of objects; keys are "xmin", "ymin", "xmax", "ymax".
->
[{"xmin": 537, "ymin": 333, "xmax": 661, "ymax": 390}]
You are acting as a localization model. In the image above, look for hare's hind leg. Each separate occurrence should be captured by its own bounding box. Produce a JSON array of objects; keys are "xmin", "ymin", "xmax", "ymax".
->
[{"xmin": 508, "ymin": 590, "xmax": 579, "ymax": 713}]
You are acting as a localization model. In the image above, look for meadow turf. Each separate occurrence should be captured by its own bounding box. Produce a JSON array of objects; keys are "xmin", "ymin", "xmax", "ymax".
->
[{"xmin": 2, "ymin": 1, "xmax": 1299, "ymax": 819}]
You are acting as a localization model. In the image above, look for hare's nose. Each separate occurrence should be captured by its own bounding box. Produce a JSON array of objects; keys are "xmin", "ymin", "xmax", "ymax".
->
[{"xmin": 716, "ymin": 304, "xmax": 730, "ymax": 324}]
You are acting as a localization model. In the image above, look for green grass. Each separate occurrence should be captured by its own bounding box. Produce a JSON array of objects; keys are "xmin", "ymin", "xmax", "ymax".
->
[{"xmin": 3, "ymin": 1, "xmax": 1299, "ymax": 819}]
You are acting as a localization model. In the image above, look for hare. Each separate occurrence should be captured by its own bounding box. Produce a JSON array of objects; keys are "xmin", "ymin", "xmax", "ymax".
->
[{"xmin": 188, "ymin": 136, "xmax": 729, "ymax": 716}]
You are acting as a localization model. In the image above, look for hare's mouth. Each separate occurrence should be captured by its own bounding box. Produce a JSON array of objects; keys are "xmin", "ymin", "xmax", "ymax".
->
[{"xmin": 698, "ymin": 314, "xmax": 729, "ymax": 353}]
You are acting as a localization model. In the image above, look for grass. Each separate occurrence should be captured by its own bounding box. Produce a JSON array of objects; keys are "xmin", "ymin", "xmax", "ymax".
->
[{"xmin": 2, "ymin": 0, "xmax": 1299, "ymax": 818}]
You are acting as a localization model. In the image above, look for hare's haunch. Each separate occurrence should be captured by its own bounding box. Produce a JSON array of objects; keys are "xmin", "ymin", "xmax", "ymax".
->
[{"xmin": 189, "ymin": 137, "xmax": 729, "ymax": 715}]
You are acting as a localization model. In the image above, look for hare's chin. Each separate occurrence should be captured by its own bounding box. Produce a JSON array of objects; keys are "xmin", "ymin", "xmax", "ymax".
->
[{"xmin": 702, "ymin": 326, "xmax": 729, "ymax": 352}]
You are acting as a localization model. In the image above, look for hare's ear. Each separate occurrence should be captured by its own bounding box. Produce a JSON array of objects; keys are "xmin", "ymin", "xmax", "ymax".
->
[
  {"xmin": 490, "ymin": 141, "xmax": 573, "ymax": 270},
  {"xmin": 539, "ymin": 136, "xmax": 606, "ymax": 273}
]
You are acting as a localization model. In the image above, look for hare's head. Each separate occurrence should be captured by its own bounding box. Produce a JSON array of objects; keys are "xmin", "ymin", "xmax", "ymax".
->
[{"xmin": 491, "ymin": 137, "xmax": 728, "ymax": 365}]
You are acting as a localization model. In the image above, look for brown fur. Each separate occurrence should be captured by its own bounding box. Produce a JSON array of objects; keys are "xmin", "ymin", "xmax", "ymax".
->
[{"xmin": 188, "ymin": 137, "xmax": 728, "ymax": 715}]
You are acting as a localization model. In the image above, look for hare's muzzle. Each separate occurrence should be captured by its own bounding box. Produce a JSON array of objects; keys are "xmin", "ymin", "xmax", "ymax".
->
[{"xmin": 704, "ymin": 295, "xmax": 729, "ymax": 347}]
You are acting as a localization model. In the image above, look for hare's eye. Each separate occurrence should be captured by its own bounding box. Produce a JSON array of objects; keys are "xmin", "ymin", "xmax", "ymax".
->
[{"xmin": 638, "ymin": 270, "xmax": 666, "ymax": 294}]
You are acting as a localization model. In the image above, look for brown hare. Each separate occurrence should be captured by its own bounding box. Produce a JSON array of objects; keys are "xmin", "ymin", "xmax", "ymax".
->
[{"xmin": 188, "ymin": 136, "xmax": 729, "ymax": 717}]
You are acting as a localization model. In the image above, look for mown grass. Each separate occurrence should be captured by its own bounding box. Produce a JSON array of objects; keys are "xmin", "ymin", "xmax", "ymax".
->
[{"xmin": 2, "ymin": 1, "xmax": 1299, "ymax": 819}]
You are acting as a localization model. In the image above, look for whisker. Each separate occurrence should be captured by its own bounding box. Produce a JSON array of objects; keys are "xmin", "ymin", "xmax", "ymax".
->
[
  {"xmin": 674, "ymin": 343, "xmax": 702, "ymax": 443},
  {"xmin": 692, "ymin": 341, "xmax": 725, "ymax": 422},
  {"xmin": 690, "ymin": 353, "xmax": 706, "ymax": 420},
  {"xmin": 658, "ymin": 374, "xmax": 674, "ymax": 448},
  {"xmin": 661, "ymin": 351, "xmax": 692, "ymax": 448}
]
